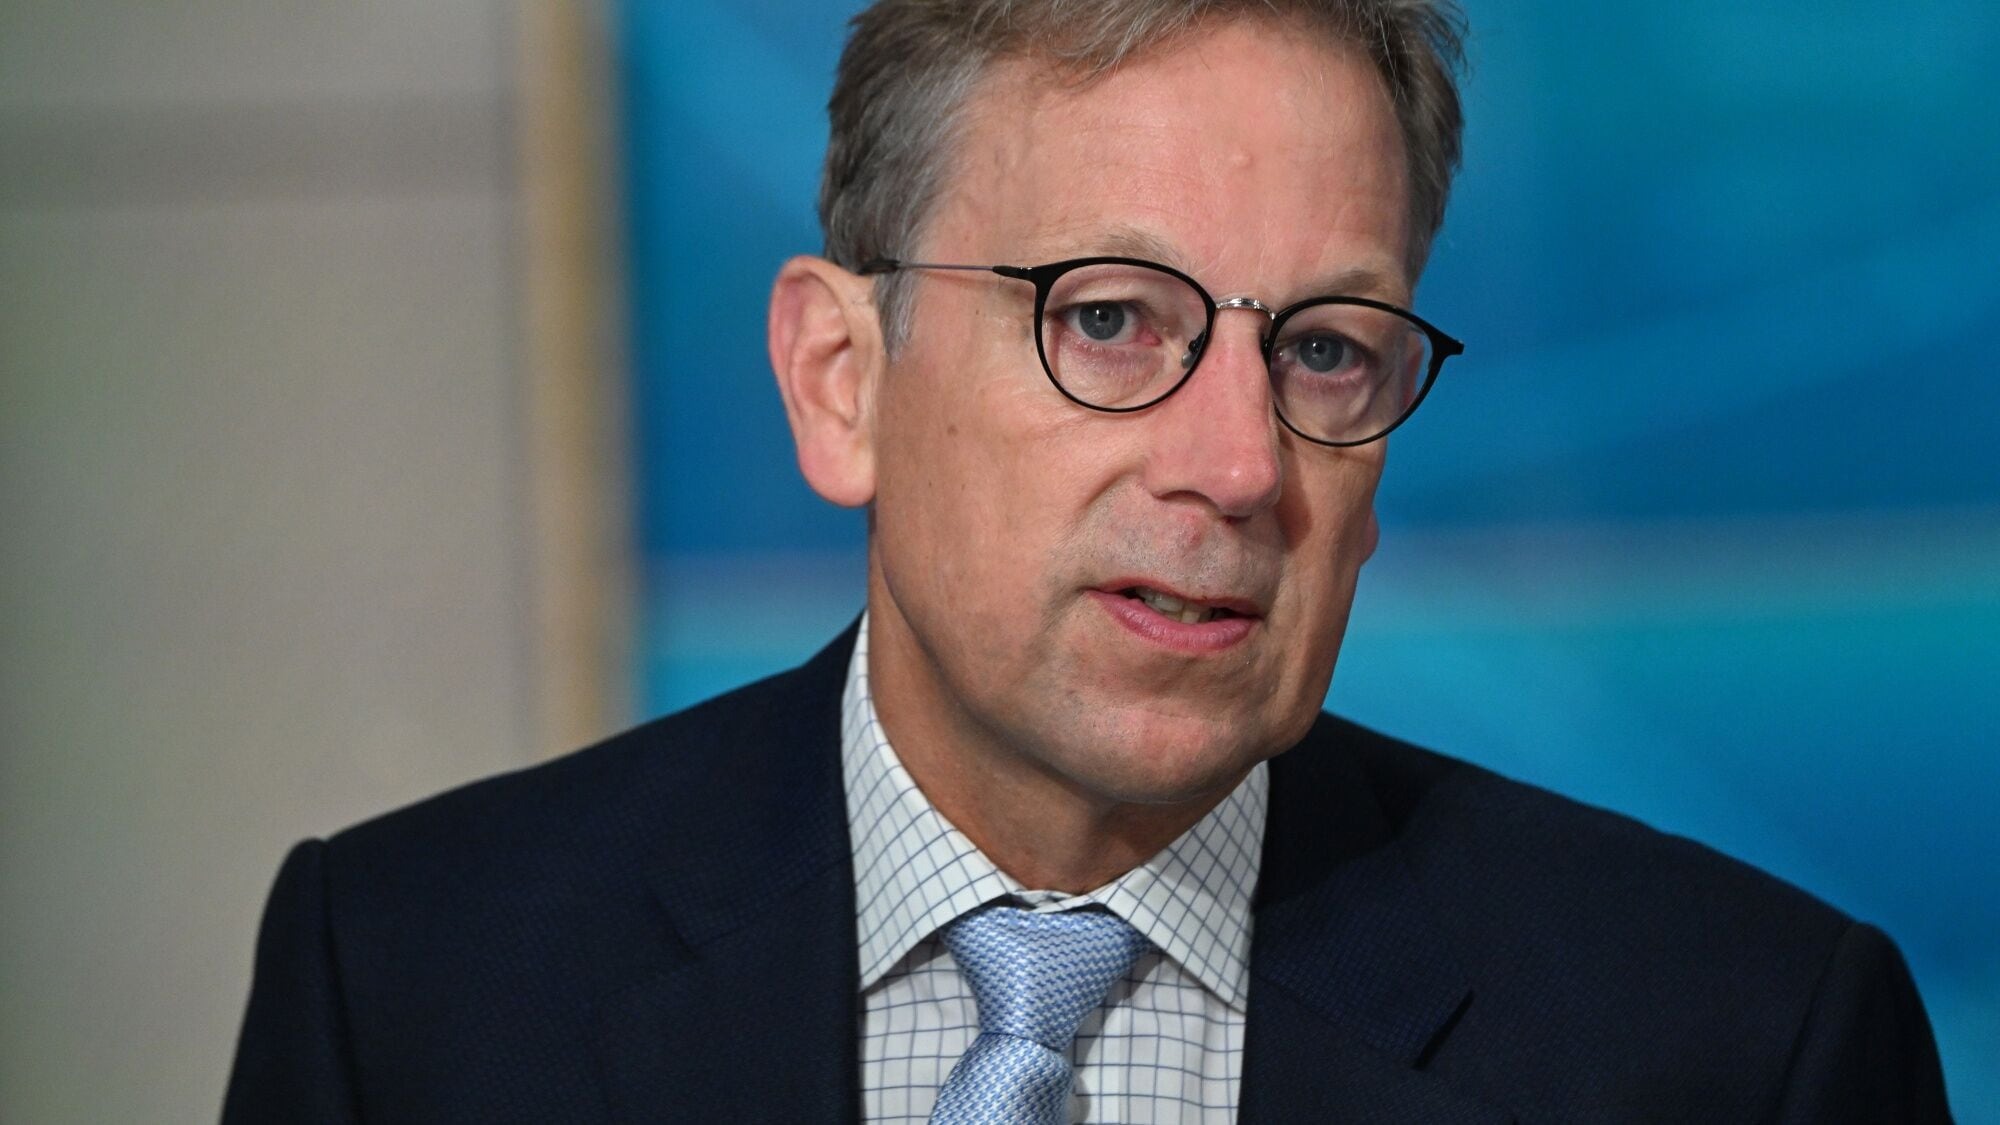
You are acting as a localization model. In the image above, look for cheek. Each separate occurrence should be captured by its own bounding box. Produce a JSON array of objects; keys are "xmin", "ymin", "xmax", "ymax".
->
[
  {"xmin": 872, "ymin": 360, "xmax": 1049, "ymax": 593},
  {"xmin": 1284, "ymin": 450, "xmax": 1384, "ymax": 596},
  {"xmin": 875, "ymin": 392, "xmax": 974, "ymax": 581}
]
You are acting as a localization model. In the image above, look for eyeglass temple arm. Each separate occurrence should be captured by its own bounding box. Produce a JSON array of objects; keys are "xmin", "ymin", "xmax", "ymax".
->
[{"xmin": 856, "ymin": 258, "xmax": 1033, "ymax": 281}]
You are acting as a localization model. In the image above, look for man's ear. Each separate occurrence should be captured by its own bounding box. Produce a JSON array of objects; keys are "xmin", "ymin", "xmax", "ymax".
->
[{"xmin": 768, "ymin": 255, "xmax": 882, "ymax": 508}]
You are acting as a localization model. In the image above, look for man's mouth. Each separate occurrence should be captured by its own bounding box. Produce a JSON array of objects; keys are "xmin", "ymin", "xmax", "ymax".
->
[{"xmin": 1119, "ymin": 586, "xmax": 1242, "ymax": 626}]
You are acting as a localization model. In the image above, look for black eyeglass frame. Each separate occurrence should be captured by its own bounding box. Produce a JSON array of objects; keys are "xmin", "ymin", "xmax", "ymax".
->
[{"xmin": 859, "ymin": 255, "xmax": 1465, "ymax": 447}]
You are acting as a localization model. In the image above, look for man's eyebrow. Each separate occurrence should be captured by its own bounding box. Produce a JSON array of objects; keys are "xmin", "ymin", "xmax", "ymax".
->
[
  {"xmin": 1299, "ymin": 264, "xmax": 1406, "ymax": 303},
  {"xmin": 1025, "ymin": 223, "xmax": 1187, "ymax": 269},
  {"xmin": 1030, "ymin": 225, "xmax": 1408, "ymax": 303},
  {"xmin": 1090, "ymin": 225, "xmax": 1187, "ymax": 266}
]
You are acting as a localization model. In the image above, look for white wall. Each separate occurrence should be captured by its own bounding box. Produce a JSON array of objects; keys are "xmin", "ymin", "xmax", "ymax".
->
[{"xmin": 0, "ymin": 4, "xmax": 582, "ymax": 1119}]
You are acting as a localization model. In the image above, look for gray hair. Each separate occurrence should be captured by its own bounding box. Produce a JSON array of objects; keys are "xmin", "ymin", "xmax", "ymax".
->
[{"xmin": 819, "ymin": 0, "xmax": 1468, "ymax": 350}]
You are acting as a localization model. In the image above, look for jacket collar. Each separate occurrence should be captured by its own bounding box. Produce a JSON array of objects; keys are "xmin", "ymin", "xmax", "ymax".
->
[
  {"xmin": 1240, "ymin": 713, "xmax": 1512, "ymax": 1123},
  {"xmin": 591, "ymin": 622, "xmax": 863, "ymax": 1123}
]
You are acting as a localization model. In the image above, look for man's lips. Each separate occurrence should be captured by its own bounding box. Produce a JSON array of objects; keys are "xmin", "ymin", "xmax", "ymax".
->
[
  {"xmin": 1091, "ymin": 579, "xmax": 1265, "ymax": 625},
  {"xmin": 1087, "ymin": 584, "xmax": 1261, "ymax": 654}
]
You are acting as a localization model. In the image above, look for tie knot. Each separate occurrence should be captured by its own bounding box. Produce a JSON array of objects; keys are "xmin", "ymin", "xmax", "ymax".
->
[{"xmin": 940, "ymin": 904, "xmax": 1150, "ymax": 1052}]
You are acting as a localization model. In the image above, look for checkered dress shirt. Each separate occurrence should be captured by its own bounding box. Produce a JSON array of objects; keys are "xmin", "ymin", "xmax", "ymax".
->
[{"xmin": 843, "ymin": 616, "xmax": 1267, "ymax": 1123}]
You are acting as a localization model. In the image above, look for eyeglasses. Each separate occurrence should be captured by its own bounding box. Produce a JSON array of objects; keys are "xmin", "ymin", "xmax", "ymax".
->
[{"xmin": 859, "ymin": 256, "xmax": 1464, "ymax": 447}]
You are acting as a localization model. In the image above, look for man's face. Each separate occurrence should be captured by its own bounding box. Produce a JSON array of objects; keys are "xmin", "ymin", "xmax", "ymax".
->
[{"xmin": 865, "ymin": 20, "xmax": 1413, "ymax": 808}]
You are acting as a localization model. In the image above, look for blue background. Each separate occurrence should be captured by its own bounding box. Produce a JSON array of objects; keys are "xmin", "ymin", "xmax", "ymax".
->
[{"xmin": 618, "ymin": 1, "xmax": 1999, "ymax": 1108}]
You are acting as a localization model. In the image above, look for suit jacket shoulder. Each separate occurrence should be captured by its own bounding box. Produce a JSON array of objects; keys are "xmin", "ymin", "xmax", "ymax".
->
[
  {"xmin": 328, "ymin": 628, "xmax": 850, "ymax": 944},
  {"xmin": 225, "ymin": 630, "xmax": 861, "ymax": 1122},
  {"xmin": 1243, "ymin": 713, "xmax": 1951, "ymax": 1122}
]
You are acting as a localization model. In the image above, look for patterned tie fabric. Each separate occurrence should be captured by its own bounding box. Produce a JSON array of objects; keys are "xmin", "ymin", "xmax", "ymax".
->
[{"xmin": 929, "ymin": 904, "xmax": 1151, "ymax": 1124}]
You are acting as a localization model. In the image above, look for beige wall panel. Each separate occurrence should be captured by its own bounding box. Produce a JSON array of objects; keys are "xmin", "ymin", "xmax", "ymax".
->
[
  {"xmin": 0, "ymin": 2, "xmax": 508, "ymax": 109},
  {"xmin": 0, "ymin": 191, "xmax": 535, "ymax": 1120},
  {"xmin": 0, "ymin": 2, "xmax": 623, "ymax": 1120}
]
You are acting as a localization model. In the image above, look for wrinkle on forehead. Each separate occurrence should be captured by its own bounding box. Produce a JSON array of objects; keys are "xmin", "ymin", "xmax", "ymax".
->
[{"xmin": 933, "ymin": 22, "xmax": 1413, "ymax": 303}]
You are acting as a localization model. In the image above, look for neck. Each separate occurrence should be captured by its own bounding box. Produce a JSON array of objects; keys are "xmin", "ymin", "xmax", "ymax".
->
[{"xmin": 864, "ymin": 596, "xmax": 1242, "ymax": 894}]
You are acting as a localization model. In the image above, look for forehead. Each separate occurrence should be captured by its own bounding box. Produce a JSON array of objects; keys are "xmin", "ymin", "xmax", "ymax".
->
[{"xmin": 928, "ymin": 18, "xmax": 1414, "ymax": 301}]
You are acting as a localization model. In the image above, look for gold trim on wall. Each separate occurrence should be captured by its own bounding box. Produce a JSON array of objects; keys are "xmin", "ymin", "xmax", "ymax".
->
[{"xmin": 515, "ymin": 0, "xmax": 632, "ymax": 755}]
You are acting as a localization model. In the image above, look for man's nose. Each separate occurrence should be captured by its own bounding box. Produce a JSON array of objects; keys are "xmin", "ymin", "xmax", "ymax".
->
[{"xmin": 1139, "ymin": 309, "xmax": 1283, "ymax": 518}]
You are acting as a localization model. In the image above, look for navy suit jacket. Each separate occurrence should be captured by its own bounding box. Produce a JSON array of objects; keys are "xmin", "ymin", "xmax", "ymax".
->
[{"xmin": 224, "ymin": 625, "xmax": 1951, "ymax": 1122}]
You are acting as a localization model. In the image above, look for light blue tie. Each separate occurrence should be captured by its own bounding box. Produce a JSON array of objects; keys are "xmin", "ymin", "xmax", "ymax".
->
[{"xmin": 929, "ymin": 904, "xmax": 1150, "ymax": 1125}]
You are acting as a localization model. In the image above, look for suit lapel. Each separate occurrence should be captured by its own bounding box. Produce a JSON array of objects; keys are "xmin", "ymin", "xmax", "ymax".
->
[
  {"xmin": 590, "ymin": 626, "xmax": 863, "ymax": 1123},
  {"xmin": 592, "ymin": 862, "xmax": 858, "ymax": 1121},
  {"xmin": 1241, "ymin": 716, "xmax": 1513, "ymax": 1124}
]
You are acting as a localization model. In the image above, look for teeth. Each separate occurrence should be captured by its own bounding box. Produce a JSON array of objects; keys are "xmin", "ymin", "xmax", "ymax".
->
[{"xmin": 1134, "ymin": 587, "xmax": 1221, "ymax": 624}]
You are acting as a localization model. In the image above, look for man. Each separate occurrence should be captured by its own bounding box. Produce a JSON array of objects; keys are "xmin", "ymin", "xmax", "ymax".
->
[{"xmin": 225, "ymin": 0, "xmax": 1953, "ymax": 1120}]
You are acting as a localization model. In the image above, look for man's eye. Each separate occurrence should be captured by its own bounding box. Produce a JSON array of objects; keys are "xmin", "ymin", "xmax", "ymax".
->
[
  {"xmin": 1064, "ymin": 301, "xmax": 1138, "ymax": 343},
  {"xmin": 1292, "ymin": 333, "xmax": 1354, "ymax": 373}
]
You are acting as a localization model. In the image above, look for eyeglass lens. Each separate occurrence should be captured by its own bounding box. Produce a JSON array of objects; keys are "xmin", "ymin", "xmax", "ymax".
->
[{"xmin": 1040, "ymin": 261, "xmax": 1434, "ymax": 444}]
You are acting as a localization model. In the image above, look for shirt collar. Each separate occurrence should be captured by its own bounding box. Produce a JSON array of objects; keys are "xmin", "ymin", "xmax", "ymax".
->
[{"xmin": 842, "ymin": 613, "xmax": 1267, "ymax": 1009}]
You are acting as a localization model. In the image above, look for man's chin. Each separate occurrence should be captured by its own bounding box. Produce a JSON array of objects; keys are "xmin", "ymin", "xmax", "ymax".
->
[{"xmin": 1037, "ymin": 709, "xmax": 1283, "ymax": 808}]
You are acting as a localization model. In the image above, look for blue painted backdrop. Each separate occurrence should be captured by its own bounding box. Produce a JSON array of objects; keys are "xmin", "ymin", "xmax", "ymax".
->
[{"xmin": 618, "ymin": 1, "xmax": 1999, "ymax": 1108}]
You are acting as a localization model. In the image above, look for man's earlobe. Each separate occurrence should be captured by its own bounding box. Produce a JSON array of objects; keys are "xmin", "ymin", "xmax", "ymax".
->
[{"xmin": 768, "ymin": 256, "xmax": 881, "ymax": 508}]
